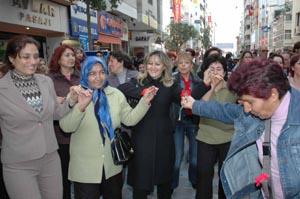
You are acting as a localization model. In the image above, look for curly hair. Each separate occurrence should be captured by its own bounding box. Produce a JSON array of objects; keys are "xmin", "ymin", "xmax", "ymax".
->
[{"xmin": 228, "ymin": 58, "xmax": 290, "ymax": 100}]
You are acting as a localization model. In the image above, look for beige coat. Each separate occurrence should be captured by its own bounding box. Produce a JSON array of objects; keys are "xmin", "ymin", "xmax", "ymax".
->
[
  {"xmin": 59, "ymin": 86, "xmax": 149, "ymax": 183},
  {"xmin": 0, "ymin": 71, "xmax": 71, "ymax": 164}
]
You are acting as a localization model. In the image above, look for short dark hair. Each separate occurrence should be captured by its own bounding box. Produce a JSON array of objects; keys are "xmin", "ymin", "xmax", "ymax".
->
[
  {"xmin": 293, "ymin": 41, "xmax": 300, "ymax": 53},
  {"xmin": 4, "ymin": 35, "xmax": 40, "ymax": 70},
  {"xmin": 228, "ymin": 59, "xmax": 290, "ymax": 100},
  {"xmin": 201, "ymin": 54, "xmax": 228, "ymax": 81},
  {"xmin": 109, "ymin": 51, "xmax": 134, "ymax": 70},
  {"xmin": 203, "ymin": 47, "xmax": 222, "ymax": 60}
]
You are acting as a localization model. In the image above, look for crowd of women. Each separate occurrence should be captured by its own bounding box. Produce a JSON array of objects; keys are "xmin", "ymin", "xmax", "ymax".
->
[{"xmin": 0, "ymin": 34, "xmax": 300, "ymax": 199}]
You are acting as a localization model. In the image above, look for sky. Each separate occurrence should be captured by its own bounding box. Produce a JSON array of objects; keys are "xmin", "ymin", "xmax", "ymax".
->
[{"xmin": 207, "ymin": 0, "xmax": 243, "ymax": 50}]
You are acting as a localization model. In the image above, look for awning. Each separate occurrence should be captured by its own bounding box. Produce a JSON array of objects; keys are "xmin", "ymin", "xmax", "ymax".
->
[{"xmin": 98, "ymin": 34, "xmax": 121, "ymax": 45}]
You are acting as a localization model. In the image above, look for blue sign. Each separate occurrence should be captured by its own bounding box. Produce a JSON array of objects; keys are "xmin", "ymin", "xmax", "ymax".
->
[
  {"xmin": 99, "ymin": 12, "xmax": 123, "ymax": 37},
  {"xmin": 70, "ymin": 17, "xmax": 98, "ymax": 39},
  {"xmin": 79, "ymin": 35, "xmax": 89, "ymax": 51}
]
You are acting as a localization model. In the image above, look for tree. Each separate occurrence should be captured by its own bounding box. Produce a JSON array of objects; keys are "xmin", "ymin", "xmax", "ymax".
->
[
  {"xmin": 74, "ymin": 0, "xmax": 120, "ymax": 50},
  {"xmin": 200, "ymin": 25, "xmax": 211, "ymax": 50},
  {"xmin": 164, "ymin": 22, "xmax": 199, "ymax": 52}
]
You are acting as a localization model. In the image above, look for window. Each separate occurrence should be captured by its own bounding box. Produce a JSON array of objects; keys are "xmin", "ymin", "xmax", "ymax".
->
[
  {"xmin": 296, "ymin": 12, "xmax": 300, "ymax": 26},
  {"xmin": 285, "ymin": 30, "xmax": 291, "ymax": 39},
  {"xmin": 148, "ymin": 0, "xmax": 152, "ymax": 5},
  {"xmin": 285, "ymin": 14, "xmax": 292, "ymax": 21}
]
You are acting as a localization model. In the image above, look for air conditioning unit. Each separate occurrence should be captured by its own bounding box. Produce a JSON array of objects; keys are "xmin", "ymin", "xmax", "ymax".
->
[{"xmin": 295, "ymin": 26, "xmax": 300, "ymax": 35}]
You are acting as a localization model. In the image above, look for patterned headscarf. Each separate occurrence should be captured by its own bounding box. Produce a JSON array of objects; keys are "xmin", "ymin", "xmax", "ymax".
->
[{"xmin": 81, "ymin": 56, "xmax": 114, "ymax": 144}]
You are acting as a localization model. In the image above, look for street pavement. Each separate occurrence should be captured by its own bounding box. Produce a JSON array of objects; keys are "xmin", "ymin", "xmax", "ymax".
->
[{"xmin": 122, "ymin": 139, "xmax": 219, "ymax": 199}]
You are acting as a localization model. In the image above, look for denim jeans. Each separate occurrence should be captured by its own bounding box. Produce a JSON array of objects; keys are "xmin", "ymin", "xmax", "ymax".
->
[{"xmin": 171, "ymin": 117, "xmax": 198, "ymax": 189}]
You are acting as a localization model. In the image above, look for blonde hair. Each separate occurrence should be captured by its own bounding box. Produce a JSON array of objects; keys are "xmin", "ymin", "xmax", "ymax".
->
[
  {"xmin": 176, "ymin": 52, "xmax": 193, "ymax": 63},
  {"xmin": 138, "ymin": 50, "xmax": 174, "ymax": 87}
]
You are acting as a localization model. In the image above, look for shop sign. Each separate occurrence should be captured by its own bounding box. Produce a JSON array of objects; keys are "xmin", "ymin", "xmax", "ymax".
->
[
  {"xmin": 70, "ymin": 17, "xmax": 98, "ymax": 39},
  {"xmin": 149, "ymin": 16, "xmax": 157, "ymax": 29},
  {"xmin": 99, "ymin": 11, "xmax": 123, "ymax": 37},
  {"xmin": 2, "ymin": 0, "xmax": 63, "ymax": 31},
  {"xmin": 135, "ymin": 36, "xmax": 150, "ymax": 41},
  {"xmin": 70, "ymin": 1, "xmax": 97, "ymax": 23},
  {"xmin": 142, "ymin": 14, "xmax": 149, "ymax": 25}
]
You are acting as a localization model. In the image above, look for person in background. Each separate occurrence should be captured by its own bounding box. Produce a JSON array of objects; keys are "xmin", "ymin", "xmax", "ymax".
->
[
  {"xmin": 35, "ymin": 58, "xmax": 48, "ymax": 74},
  {"xmin": 197, "ymin": 47, "xmax": 222, "ymax": 79},
  {"xmin": 194, "ymin": 55, "xmax": 237, "ymax": 199},
  {"xmin": 59, "ymin": 56, "xmax": 157, "ymax": 199},
  {"xmin": 238, "ymin": 50, "xmax": 253, "ymax": 66},
  {"xmin": 289, "ymin": 54, "xmax": 300, "ymax": 91},
  {"xmin": 185, "ymin": 48, "xmax": 198, "ymax": 74},
  {"xmin": 166, "ymin": 52, "xmax": 177, "ymax": 72},
  {"xmin": 118, "ymin": 51, "xmax": 183, "ymax": 199},
  {"xmin": 107, "ymin": 51, "xmax": 138, "ymax": 88},
  {"xmin": 225, "ymin": 52, "xmax": 236, "ymax": 72},
  {"xmin": 137, "ymin": 60, "xmax": 145, "ymax": 73},
  {"xmin": 293, "ymin": 41, "xmax": 300, "ymax": 55},
  {"xmin": 0, "ymin": 35, "xmax": 78, "ymax": 199},
  {"xmin": 170, "ymin": 53, "xmax": 209, "ymax": 193},
  {"xmin": 47, "ymin": 44, "xmax": 81, "ymax": 199},
  {"xmin": 96, "ymin": 51, "xmax": 104, "ymax": 59},
  {"xmin": 258, "ymin": 45, "xmax": 269, "ymax": 59},
  {"xmin": 269, "ymin": 53, "xmax": 284, "ymax": 69},
  {"xmin": 281, "ymin": 51, "xmax": 291, "ymax": 75},
  {"xmin": 74, "ymin": 47, "xmax": 86, "ymax": 69},
  {"xmin": 181, "ymin": 58, "xmax": 300, "ymax": 198}
]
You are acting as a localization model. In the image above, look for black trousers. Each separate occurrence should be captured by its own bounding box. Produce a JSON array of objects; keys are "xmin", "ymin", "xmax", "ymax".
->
[
  {"xmin": 133, "ymin": 181, "xmax": 172, "ymax": 199},
  {"xmin": 74, "ymin": 171, "xmax": 123, "ymax": 199},
  {"xmin": 58, "ymin": 144, "xmax": 71, "ymax": 199},
  {"xmin": 196, "ymin": 141, "xmax": 230, "ymax": 199}
]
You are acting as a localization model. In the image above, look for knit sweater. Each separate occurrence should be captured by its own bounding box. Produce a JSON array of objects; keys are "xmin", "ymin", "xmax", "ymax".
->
[{"xmin": 11, "ymin": 70, "xmax": 43, "ymax": 113}]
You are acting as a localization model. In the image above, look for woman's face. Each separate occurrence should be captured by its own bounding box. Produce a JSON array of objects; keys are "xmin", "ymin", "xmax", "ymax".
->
[
  {"xmin": 58, "ymin": 48, "xmax": 75, "ymax": 69},
  {"xmin": 208, "ymin": 62, "xmax": 225, "ymax": 77},
  {"xmin": 177, "ymin": 58, "xmax": 192, "ymax": 76},
  {"xmin": 242, "ymin": 52, "xmax": 253, "ymax": 63},
  {"xmin": 291, "ymin": 58, "xmax": 300, "ymax": 77},
  {"xmin": 273, "ymin": 56, "xmax": 284, "ymax": 68},
  {"xmin": 239, "ymin": 89, "xmax": 280, "ymax": 119},
  {"xmin": 9, "ymin": 43, "xmax": 39, "ymax": 75},
  {"xmin": 88, "ymin": 63, "xmax": 106, "ymax": 89},
  {"xmin": 108, "ymin": 56, "xmax": 124, "ymax": 74},
  {"xmin": 75, "ymin": 49, "xmax": 84, "ymax": 61},
  {"xmin": 146, "ymin": 55, "xmax": 165, "ymax": 79}
]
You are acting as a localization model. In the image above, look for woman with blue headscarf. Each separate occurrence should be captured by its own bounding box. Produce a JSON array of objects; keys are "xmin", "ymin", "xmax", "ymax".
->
[{"xmin": 59, "ymin": 56, "xmax": 158, "ymax": 199}]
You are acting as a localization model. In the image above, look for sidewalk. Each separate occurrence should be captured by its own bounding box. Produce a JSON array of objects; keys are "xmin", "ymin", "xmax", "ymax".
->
[{"xmin": 122, "ymin": 138, "xmax": 219, "ymax": 199}]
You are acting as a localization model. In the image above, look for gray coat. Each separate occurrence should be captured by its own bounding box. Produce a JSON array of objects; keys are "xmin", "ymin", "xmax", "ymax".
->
[{"xmin": 0, "ymin": 71, "xmax": 71, "ymax": 164}]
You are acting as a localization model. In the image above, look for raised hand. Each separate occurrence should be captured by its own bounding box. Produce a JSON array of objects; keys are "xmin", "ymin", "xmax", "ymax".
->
[
  {"xmin": 142, "ymin": 86, "xmax": 159, "ymax": 105},
  {"xmin": 69, "ymin": 85, "xmax": 81, "ymax": 106},
  {"xmin": 77, "ymin": 86, "xmax": 93, "ymax": 112}
]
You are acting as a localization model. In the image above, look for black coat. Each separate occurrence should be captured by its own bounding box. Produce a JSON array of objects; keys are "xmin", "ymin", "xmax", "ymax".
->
[{"xmin": 118, "ymin": 76, "xmax": 182, "ymax": 190}]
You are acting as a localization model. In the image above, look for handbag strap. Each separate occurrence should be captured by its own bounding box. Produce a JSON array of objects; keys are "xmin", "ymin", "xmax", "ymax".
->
[{"xmin": 262, "ymin": 119, "xmax": 274, "ymax": 199}]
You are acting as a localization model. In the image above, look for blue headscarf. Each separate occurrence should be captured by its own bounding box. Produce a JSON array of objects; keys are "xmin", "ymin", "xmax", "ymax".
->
[{"xmin": 81, "ymin": 56, "xmax": 114, "ymax": 144}]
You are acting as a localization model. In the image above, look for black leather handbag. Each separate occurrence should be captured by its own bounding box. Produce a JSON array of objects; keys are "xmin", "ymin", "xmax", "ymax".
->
[{"xmin": 111, "ymin": 128, "xmax": 134, "ymax": 165}]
